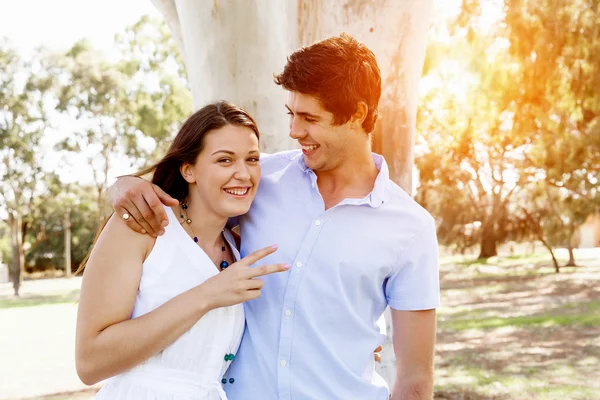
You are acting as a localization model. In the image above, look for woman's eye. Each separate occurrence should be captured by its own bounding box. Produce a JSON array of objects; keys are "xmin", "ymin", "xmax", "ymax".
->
[
  {"xmin": 248, "ymin": 157, "xmax": 260, "ymax": 162},
  {"xmin": 218, "ymin": 158, "xmax": 233, "ymax": 163}
]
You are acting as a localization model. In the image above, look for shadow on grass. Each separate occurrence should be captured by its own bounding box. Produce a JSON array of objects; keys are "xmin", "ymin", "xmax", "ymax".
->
[{"xmin": 0, "ymin": 290, "xmax": 80, "ymax": 309}]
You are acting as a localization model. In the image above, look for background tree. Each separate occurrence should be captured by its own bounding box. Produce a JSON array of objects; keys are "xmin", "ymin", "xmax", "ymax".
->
[
  {"xmin": 0, "ymin": 42, "xmax": 55, "ymax": 295},
  {"xmin": 417, "ymin": 14, "xmax": 529, "ymax": 258},
  {"xmin": 506, "ymin": 0, "xmax": 600, "ymax": 265},
  {"xmin": 113, "ymin": 15, "xmax": 192, "ymax": 163},
  {"xmin": 25, "ymin": 177, "xmax": 98, "ymax": 273},
  {"xmin": 149, "ymin": 0, "xmax": 433, "ymax": 191},
  {"xmin": 417, "ymin": 0, "xmax": 599, "ymax": 260}
]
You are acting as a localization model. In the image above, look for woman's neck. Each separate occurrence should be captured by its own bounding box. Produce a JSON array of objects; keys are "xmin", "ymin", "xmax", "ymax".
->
[{"xmin": 176, "ymin": 195, "xmax": 227, "ymax": 248}]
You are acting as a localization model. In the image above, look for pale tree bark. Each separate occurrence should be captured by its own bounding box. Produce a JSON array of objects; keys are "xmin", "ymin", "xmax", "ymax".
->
[
  {"xmin": 151, "ymin": 0, "xmax": 433, "ymax": 387},
  {"xmin": 297, "ymin": 0, "xmax": 433, "ymax": 192},
  {"xmin": 151, "ymin": 0, "xmax": 297, "ymax": 152}
]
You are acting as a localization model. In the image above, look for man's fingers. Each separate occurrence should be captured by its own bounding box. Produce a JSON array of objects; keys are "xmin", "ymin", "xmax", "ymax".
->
[
  {"xmin": 155, "ymin": 184, "xmax": 179, "ymax": 207},
  {"xmin": 247, "ymin": 263, "xmax": 290, "ymax": 278},
  {"xmin": 239, "ymin": 245, "xmax": 279, "ymax": 267},
  {"xmin": 139, "ymin": 184, "xmax": 169, "ymax": 234},
  {"xmin": 114, "ymin": 204, "xmax": 146, "ymax": 234},
  {"xmin": 121, "ymin": 199, "xmax": 156, "ymax": 236},
  {"xmin": 147, "ymin": 183, "xmax": 172, "ymax": 228},
  {"xmin": 131, "ymin": 194, "xmax": 160, "ymax": 236},
  {"xmin": 373, "ymin": 345, "xmax": 383, "ymax": 363}
]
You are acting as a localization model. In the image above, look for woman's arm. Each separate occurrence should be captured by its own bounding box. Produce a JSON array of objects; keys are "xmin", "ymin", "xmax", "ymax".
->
[
  {"xmin": 76, "ymin": 214, "xmax": 288, "ymax": 385},
  {"xmin": 75, "ymin": 214, "xmax": 213, "ymax": 385}
]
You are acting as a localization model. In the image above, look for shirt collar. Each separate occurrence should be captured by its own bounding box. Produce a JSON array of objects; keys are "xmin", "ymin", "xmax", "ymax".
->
[{"xmin": 296, "ymin": 152, "xmax": 390, "ymax": 208}]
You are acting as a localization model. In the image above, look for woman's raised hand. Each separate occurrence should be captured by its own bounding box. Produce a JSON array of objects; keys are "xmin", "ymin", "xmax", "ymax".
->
[{"xmin": 200, "ymin": 245, "xmax": 289, "ymax": 309}]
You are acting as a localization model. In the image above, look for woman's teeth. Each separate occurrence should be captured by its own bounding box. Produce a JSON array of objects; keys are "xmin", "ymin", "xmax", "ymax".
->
[
  {"xmin": 224, "ymin": 188, "xmax": 249, "ymax": 196},
  {"xmin": 302, "ymin": 144, "xmax": 319, "ymax": 151}
]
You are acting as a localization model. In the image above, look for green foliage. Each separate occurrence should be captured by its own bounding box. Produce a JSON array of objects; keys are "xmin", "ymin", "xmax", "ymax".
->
[
  {"xmin": 417, "ymin": 1, "xmax": 599, "ymax": 259},
  {"xmin": 113, "ymin": 15, "xmax": 192, "ymax": 162},
  {"xmin": 0, "ymin": 15, "xmax": 192, "ymax": 275},
  {"xmin": 0, "ymin": 40, "xmax": 58, "ymax": 293},
  {"xmin": 25, "ymin": 178, "xmax": 99, "ymax": 271}
]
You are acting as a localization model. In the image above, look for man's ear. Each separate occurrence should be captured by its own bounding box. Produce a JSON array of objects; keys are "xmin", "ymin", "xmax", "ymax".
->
[
  {"xmin": 180, "ymin": 163, "xmax": 196, "ymax": 183},
  {"xmin": 351, "ymin": 101, "xmax": 368, "ymax": 130}
]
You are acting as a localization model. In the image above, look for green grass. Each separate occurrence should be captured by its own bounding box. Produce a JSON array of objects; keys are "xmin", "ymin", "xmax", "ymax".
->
[
  {"xmin": 440, "ymin": 300, "xmax": 600, "ymax": 331},
  {"xmin": 435, "ymin": 365, "xmax": 598, "ymax": 400},
  {"xmin": 0, "ymin": 290, "xmax": 80, "ymax": 309}
]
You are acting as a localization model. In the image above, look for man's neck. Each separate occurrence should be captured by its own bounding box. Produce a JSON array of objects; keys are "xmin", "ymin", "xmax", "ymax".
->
[{"xmin": 315, "ymin": 149, "xmax": 379, "ymax": 209}]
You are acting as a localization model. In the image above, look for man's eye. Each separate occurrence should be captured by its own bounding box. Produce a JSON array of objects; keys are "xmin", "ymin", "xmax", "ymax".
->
[{"xmin": 305, "ymin": 118, "xmax": 315, "ymax": 123}]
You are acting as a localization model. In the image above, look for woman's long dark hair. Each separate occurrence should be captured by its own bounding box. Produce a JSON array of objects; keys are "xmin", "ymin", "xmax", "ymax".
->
[{"xmin": 76, "ymin": 101, "xmax": 259, "ymax": 274}]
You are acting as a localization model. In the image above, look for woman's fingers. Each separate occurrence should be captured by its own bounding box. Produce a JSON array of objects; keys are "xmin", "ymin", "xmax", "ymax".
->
[
  {"xmin": 246, "ymin": 263, "xmax": 290, "ymax": 279},
  {"xmin": 237, "ymin": 245, "xmax": 279, "ymax": 268}
]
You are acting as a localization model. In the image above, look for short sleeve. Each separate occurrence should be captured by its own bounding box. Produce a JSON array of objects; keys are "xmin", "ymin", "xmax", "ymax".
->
[{"xmin": 385, "ymin": 216, "xmax": 440, "ymax": 310}]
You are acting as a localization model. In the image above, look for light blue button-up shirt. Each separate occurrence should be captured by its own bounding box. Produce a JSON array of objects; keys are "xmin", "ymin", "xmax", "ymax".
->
[{"xmin": 225, "ymin": 150, "xmax": 439, "ymax": 400}]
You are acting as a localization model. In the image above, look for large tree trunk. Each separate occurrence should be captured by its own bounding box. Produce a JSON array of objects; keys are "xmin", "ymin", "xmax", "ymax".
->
[
  {"xmin": 297, "ymin": 0, "xmax": 432, "ymax": 190},
  {"xmin": 8, "ymin": 212, "xmax": 25, "ymax": 296},
  {"xmin": 478, "ymin": 220, "xmax": 498, "ymax": 259},
  {"xmin": 151, "ymin": 0, "xmax": 432, "ymax": 188},
  {"xmin": 151, "ymin": 0, "xmax": 297, "ymax": 153},
  {"xmin": 151, "ymin": 0, "xmax": 433, "ymax": 388}
]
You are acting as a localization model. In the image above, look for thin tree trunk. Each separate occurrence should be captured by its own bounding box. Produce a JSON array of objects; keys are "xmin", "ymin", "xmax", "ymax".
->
[
  {"xmin": 540, "ymin": 238, "xmax": 560, "ymax": 273},
  {"xmin": 9, "ymin": 213, "xmax": 25, "ymax": 296},
  {"xmin": 566, "ymin": 222, "xmax": 577, "ymax": 267},
  {"xmin": 566, "ymin": 246, "xmax": 577, "ymax": 267}
]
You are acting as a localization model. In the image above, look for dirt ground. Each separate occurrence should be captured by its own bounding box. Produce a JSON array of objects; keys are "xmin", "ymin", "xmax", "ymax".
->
[{"xmin": 433, "ymin": 249, "xmax": 600, "ymax": 400}]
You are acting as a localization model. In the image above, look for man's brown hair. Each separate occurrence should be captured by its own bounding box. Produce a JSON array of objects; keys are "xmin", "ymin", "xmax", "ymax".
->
[{"xmin": 274, "ymin": 33, "xmax": 382, "ymax": 133}]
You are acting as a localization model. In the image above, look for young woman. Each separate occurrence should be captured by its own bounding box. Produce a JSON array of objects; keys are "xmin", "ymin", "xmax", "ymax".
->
[{"xmin": 75, "ymin": 101, "xmax": 290, "ymax": 400}]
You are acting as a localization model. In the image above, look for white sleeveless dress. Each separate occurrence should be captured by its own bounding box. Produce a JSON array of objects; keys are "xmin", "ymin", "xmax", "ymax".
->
[{"xmin": 95, "ymin": 206, "xmax": 245, "ymax": 400}]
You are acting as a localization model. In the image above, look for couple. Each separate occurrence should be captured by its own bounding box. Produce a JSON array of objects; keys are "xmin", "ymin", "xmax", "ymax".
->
[{"xmin": 76, "ymin": 34, "xmax": 440, "ymax": 400}]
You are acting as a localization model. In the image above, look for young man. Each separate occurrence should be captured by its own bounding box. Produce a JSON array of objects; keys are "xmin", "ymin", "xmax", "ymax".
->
[{"xmin": 110, "ymin": 34, "xmax": 439, "ymax": 399}]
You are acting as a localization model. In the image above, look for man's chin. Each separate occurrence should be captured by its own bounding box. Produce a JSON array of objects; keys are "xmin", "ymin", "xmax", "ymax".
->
[{"xmin": 303, "ymin": 156, "xmax": 322, "ymax": 171}]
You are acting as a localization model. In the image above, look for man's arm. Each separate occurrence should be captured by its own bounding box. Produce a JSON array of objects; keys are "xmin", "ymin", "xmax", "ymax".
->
[
  {"xmin": 108, "ymin": 176, "xmax": 179, "ymax": 237},
  {"xmin": 390, "ymin": 308, "xmax": 436, "ymax": 400}
]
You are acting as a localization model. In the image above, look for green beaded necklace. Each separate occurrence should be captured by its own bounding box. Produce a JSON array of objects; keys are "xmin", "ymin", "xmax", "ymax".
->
[
  {"xmin": 179, "ymin": 200, "xmax": 236, "ymax": 388},
  {"xmin": 179, "ymin": 201, "xmax": 229, "ymax": 270}
]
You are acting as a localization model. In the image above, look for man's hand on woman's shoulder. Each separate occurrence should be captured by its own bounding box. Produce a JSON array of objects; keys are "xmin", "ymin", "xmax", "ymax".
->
[{"xmin": 109, "ymin": 176, "xmax": 178, "ymax": 237}]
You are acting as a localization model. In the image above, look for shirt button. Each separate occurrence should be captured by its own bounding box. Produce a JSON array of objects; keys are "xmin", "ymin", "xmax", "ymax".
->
[
  {"xmin": 311, "ymin": 182, "xmax": 316, "ymax": 188},
  {"xmin": 315, "ymin": 220, "xmax": 321, "ymax": 226},
  {"xmin": 285, "ymin": 310, "xmax": 292, "ymax": 316},
  {"xmin": 280, "ymin": 360, "xmax": 287, "ymax": 366},
  {"xmin": 295, "ymin": 261, "xmax": 303, "ymax": 268}
]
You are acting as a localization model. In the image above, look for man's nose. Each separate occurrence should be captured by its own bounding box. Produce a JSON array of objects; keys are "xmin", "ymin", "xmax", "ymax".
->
[{"xmin": 289, "ymin": 116, "xmax": 305, "ymax": 140}]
